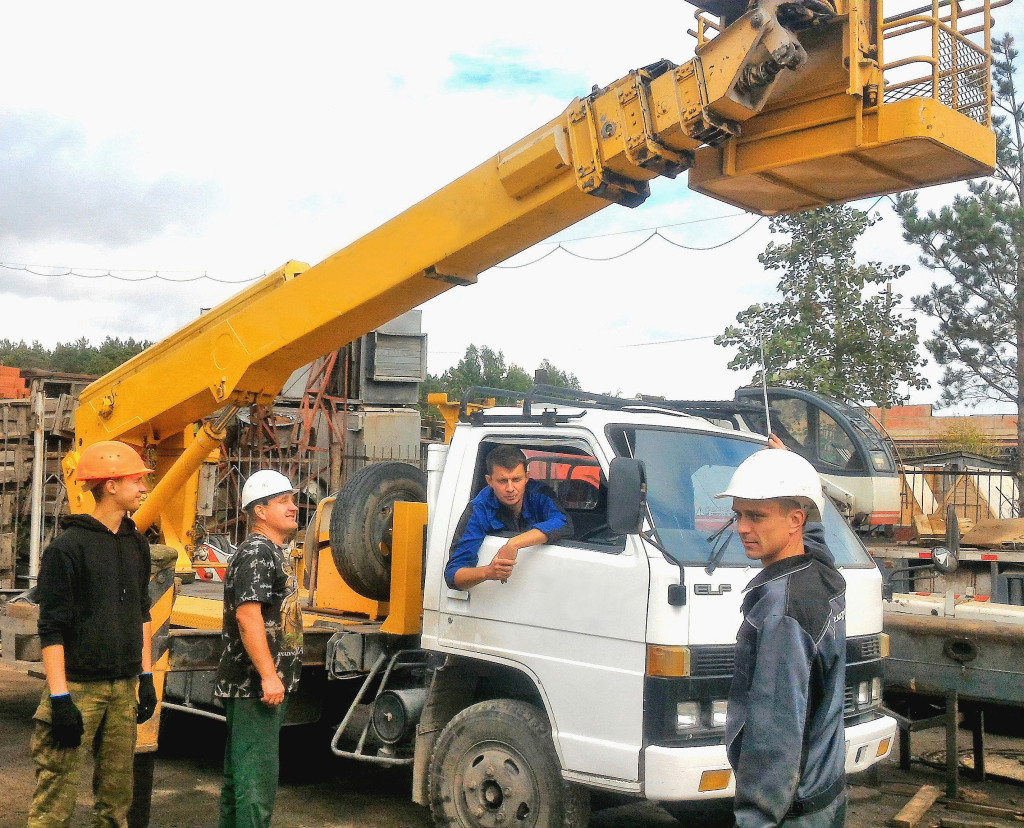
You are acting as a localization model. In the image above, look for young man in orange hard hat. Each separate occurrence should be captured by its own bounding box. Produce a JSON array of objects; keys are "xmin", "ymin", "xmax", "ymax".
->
[
  {"xmin": 28, "ymin": 440, "xmax": 158, "ymax": 828},
  {"xmin": 214, "ymin": 469, "xmax": 303, "ymax": 828}
]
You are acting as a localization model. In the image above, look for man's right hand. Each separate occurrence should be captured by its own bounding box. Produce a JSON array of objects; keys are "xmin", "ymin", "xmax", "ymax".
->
[
  {"xmin": 49, "ymin": 694, "xmax": 84, "ymax": 749},
  {"xmin": 486, "ymin": 556, "xmax": 516, "ymax": 582},
  {"xmin": 261, "ymin": 674, "xmax": 286, "ymax": 707}
]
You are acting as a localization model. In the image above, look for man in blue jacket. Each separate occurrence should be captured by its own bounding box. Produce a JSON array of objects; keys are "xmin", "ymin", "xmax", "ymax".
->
[
  {"xmin": 446, "ymin": 445, "xmax": 572, "ymax": 589},
  {"xmin": 716, "ymin": 449, "xmax": 847, "ymax": 828}
]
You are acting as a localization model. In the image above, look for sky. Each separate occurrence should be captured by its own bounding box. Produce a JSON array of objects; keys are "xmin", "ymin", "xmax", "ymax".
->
[{"xmin": 2, "ymin": 1, "xmax": 1022, "ymax": 414}]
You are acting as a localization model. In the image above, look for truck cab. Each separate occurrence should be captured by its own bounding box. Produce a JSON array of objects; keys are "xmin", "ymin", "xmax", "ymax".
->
[{"xmin": 420, "ymin": 400, "xmax": 895, "ymax": 807}]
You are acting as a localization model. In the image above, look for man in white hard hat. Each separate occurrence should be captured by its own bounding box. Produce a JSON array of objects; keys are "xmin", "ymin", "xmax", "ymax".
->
[
  {"xmin": 214, "ymin": 470, "xmax": 303, "ymax": 828},
  {"xmin": 716, "ymin": 449, "xmax": 847, "ymax": 828}
]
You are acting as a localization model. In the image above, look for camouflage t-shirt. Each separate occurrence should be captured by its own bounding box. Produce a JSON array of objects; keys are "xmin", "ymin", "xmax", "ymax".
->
[{"xmin": 214, "ymin": 532, "xmax": 303, "ymax": 698}]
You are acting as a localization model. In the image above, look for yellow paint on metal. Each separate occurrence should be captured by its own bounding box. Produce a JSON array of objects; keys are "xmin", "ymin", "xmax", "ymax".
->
[
  {"xmin": 133, "ymin": 418, "xmax": 228, "ymax": 533},
  {"xmin": 137, "ymin": 546, "xmax": 176, "ymax": 752},
  {"xmin": 170, "ymin": 595, "xmax": 225, "ymax": 630},
  {"xmin": 426, "ymin": 393, "xmax": 495, "ymax": 445},
  {"xmin": 689, "ymin": 0, "xmax": 995, "ymax": 213},
  {"xmin": 380, "ymin": 501, "xmax": 429, "ymax": 636}
]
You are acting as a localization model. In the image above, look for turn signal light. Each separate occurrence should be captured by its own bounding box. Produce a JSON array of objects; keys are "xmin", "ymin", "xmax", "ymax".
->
[
  {"xmin": 879, "ymin": 633, "xmax": 890, "ymax": 658},
  {"xmin": 647, "ymin": 645, "xmax": 691, "ymax": 677},
  {"xmin": 698, "ymin": 769, "xmax": 733, "ymax": 792},
  {"xmin": 876, "ymin": 738, "xmax": 891, "ymax": 758}
]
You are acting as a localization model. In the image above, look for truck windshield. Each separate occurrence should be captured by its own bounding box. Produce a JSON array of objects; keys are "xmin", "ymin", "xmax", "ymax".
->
[{"xmin": 607, "ymin": 426, "xmax": 874, "ymax": 568}]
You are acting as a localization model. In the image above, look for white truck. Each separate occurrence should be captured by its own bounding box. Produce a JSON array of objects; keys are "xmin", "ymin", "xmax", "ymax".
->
[
  {"xmin": 164, "ymin": 392, "xmax": 896, "ymax": 826},
  {"xmin": 404, "ymin": 397, "xmax": 896, "ymax": 823}
]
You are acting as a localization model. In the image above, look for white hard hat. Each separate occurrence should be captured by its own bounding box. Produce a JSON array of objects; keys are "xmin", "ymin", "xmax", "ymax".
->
[
  {"xmin": 715, "ymin": 449, "xmax": 825, "ymax": 522},
  {"xmin": 241, "ymin": 469, "xmax": 296, "ymax": 510}
]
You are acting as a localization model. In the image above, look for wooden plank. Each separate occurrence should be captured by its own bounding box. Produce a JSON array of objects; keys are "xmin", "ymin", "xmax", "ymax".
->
[
  {"xmin": 891, "ymin": 784, "xmax": 941, "ymax": 828},
  {"xmin": 961, "ymin": 518, "xmax": 1024, "ymax": 548},
  {"xmin": 944, "ymin": 798, "xmax": 1024, "ymax": 818},
  {"xmin": 0, "ymin": 461, "xmax": 31, "ymax": 485}
]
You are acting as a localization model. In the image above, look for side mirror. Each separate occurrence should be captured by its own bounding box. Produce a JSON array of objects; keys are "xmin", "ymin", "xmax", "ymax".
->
[
  {"xmin": 607, "ymin": 458, "xmax": 646, "ymax": 535},
  {"xmin": 931, "ymin": 546, "xmax": 958, "ymax": 574}
]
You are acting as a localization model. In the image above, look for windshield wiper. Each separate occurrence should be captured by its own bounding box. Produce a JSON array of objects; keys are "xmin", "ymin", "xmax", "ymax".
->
[{"xmin": 704, "ymin": 515, "xmax": 737, "ymax": 575}]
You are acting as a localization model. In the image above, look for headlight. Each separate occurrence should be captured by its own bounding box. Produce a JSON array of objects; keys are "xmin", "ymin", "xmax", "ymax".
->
[
  {"xmin": 676, "ymin": 702, "xmax": 700, "ymax": 731},
  {"xmin": 711, "ymin": 700, "xmax": 728, "ymax": 728},
  {"xmin": 871, "ymin": 677, "xmax": 882, "ymax": 702},
  {"xmin": 857, "ymin": 681, "xmax": 870, "ymax": 707}
]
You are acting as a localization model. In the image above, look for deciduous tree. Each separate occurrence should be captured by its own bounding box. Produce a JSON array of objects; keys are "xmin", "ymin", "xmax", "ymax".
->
[{"xmin": 716, "ymin": 205, "xmax": 927, "ymax": 406}]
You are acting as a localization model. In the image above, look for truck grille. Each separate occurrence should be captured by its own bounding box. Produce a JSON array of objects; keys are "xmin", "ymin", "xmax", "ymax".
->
[
  {"xmin": 847, "ymin": 634, "xmax": 881, "ymax": 664},
  {"xmin": 691, "ymin": 645, "xmax": 735, "ymax": 676}
]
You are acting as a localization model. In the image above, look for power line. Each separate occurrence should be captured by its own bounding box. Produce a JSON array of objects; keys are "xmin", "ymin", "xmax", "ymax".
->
[
  {"xmin": 495, "ymin": 215, "xmax": 765, "ymax": 268},
  {"xmin": 1, "ymin": 195, "xmax": 895, "ymax": 281},
  {"xmin": 0, "ymin": 261, "xmax": 262, "ymax": 285},
  {"xmin": 0, "ymin": 210, "xmax": 766, "ymax": 283}
]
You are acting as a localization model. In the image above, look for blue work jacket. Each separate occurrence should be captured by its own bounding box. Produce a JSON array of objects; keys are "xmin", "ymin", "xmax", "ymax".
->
[
  {"xmin": 444, "ymin": 479, "xmax": 571, "ymax": 589},
  {"xmin": 726, "ymin": 524, "xmax": 847, "ymax": 828}
]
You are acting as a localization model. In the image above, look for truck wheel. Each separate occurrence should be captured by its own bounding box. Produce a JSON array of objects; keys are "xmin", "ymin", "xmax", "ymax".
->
[
  {"xmin": 428, "ymin": 699, "xmax": 590, "ymax": 828},
  {"xmin": 329, "ymin": 462, "xmax": 426, "ymax": 600}
]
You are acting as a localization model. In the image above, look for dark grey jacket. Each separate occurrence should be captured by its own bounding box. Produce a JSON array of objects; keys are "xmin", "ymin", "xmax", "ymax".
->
[{"xmin": 725, "ymin": 524, "xmax": 847, "ymax": 828}]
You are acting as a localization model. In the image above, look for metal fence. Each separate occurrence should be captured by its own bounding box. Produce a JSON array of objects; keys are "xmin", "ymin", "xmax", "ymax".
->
[
  {"xmin": 900, "ymin": 465, "xmax": 1021, "ymax": 525},
  {"xmin": 197, "ymin": 446, "xmax": 426, "ymax": 549}
]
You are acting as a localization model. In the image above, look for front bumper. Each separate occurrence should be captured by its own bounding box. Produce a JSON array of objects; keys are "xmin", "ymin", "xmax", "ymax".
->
[{"xmin": 643, "ymin": 713, "xmax": 897, "ymax": 801}]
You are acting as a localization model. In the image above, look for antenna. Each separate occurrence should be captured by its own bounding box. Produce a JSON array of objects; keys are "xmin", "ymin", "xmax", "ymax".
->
[{"xmin": 759, "ymin": 334, "xmax": 772, "ymax": 439}]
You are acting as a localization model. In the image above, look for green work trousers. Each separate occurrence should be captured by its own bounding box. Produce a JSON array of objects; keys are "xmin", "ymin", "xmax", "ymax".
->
[
  {"xmin": 29, "ymin": 677, "xmax": 139, "ymax": 828},
  {"xmin": 219, "ymin": 697, "xmax": 288, "ymax": 828}
]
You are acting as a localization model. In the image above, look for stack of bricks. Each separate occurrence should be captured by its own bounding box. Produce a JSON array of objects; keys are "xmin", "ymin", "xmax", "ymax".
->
[
  {"xmin": 0, "ymin": 374, "xmax": 79, "ymax": 589},
  {"xmin": 0, "ymin": 366, "xmax": 29, "ymax": 400}
]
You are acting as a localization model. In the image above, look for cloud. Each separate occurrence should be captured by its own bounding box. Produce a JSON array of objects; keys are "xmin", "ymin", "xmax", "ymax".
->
[
  {"xmin": 0, "ymin": 110, "xmax": 218, "ymax": 247},
  {"xmin": 445, "ymin": 50, "xmax": 586, "ymax": 100}
]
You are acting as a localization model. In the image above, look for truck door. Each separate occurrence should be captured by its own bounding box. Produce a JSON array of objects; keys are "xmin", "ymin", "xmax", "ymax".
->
[{"xmin": 437, "ymin": 440, "xmax": 650, "ymax": 783}]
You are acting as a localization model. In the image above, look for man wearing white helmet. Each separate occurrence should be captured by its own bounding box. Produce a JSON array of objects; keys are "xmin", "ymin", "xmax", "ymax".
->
[
  {"xmin": 716, "ymin": 449, "xmax": 847, "ymax": 828},
  {"xmin": 214, "ymin": 470, "xmax": 303, "ymax": 828}
]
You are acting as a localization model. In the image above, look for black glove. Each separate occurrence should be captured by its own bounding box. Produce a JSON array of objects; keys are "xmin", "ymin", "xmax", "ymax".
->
[
  {"xmin": 137, "ymin": 672, "xmax": 158, "ymax": 723},
  {"xmin": 50, "ymin": 693, "xmax": 84, "ymax": 749}
]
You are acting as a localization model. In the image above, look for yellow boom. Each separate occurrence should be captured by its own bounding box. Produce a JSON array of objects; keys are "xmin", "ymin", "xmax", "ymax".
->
[{"xmin": 64, "ymin": 0, "xmax": 997, "ymax": 563}]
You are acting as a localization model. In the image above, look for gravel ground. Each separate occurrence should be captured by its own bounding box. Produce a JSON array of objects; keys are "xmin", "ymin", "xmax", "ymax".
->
[{"xmin": 3, "ymin": 663, "xmax": 1024, "ymax": 827}]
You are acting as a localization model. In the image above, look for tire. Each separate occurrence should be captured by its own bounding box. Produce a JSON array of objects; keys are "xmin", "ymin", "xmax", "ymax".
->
[
  {"xmin": 328, "ymin": 462, "xmax": 426, "ymax": 600},
  {"xmin": 428, "ymin": 699, "xmax": 590, "ymax": 828}
]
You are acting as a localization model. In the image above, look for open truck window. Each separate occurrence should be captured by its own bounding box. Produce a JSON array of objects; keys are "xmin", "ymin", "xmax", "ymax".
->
[{"xmin": 470, "ymin": 442, "xmax": 622, "ymax": 550}]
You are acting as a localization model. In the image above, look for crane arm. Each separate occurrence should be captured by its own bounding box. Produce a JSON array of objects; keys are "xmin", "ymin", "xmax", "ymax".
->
[
  {"xmin": 73, "ymin": 0, "xmax": 816, "ymax": 453},
  {"xmin": 65, "ymin": 0, "xmax": 996, "ymax": 553}
]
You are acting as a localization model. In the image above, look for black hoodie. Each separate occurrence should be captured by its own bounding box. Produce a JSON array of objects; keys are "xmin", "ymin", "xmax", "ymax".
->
[{"xmin": 36, "ymin": 514, "xmax": 152, "ymax": 681}]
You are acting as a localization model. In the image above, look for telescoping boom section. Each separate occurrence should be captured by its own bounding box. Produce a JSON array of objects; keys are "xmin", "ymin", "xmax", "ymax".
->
[{"xmin": 65, "ymin": 0, "xmax": 996, "ymax": 558}]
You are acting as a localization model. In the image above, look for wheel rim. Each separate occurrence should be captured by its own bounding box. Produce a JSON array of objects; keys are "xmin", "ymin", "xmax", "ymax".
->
[{"xmin": 453, "ymin": 740, "xmax": 542, "ymax": 827}]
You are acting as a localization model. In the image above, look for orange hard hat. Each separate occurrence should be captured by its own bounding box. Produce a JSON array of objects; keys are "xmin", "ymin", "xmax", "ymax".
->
[{"xmin": 75, "ymin": 441, "xmax": 154, "ymax": 482}]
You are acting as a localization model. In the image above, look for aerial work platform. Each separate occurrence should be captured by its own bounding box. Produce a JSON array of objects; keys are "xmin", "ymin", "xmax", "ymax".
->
[{"xmin": 687, "ymin": 0, "xmax": 1002, "ymax": 213}]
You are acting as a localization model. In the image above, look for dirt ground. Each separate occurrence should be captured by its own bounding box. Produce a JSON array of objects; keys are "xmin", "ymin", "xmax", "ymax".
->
[{"xmin": 3, "ymin": 663, "xmax": 1024, "ymax": 828}]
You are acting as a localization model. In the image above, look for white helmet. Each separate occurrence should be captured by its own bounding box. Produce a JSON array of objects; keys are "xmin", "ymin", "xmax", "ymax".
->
[
  {"xmin": 715, "ymin": 449, "xmax": 825, "ymax": 522},
  {"xmin": 241, "ymin": 469, "xmax": 296, "ymax": 510}
]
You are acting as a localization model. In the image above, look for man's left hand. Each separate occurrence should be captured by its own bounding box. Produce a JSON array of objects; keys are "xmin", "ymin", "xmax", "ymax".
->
[{"xmin": 137, "ymin": 673, "xmax": 158, "ymax": 723}]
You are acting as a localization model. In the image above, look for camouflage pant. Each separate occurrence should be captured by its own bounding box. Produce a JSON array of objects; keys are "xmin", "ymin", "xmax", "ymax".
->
[{"xmin": 28, "ymin": 678, "xmax": 139, "ymax": 828}]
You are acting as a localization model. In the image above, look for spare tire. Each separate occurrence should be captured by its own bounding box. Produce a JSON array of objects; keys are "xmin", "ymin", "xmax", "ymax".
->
[{"xmin": 329, "ymin": 462, "xmax": 427, "ymax": 600}]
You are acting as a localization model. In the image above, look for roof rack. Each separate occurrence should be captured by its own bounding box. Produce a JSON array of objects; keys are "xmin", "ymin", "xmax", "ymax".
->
[{"xmin": 456, "ymin": 384, "xmax": 743, "ymax": 426}]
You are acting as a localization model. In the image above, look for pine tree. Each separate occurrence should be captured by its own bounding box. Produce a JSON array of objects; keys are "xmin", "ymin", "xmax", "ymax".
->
[{"xmin": 895, "ymin": 33, "xmax": 1024, "ymax": 504}]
